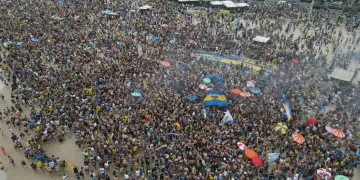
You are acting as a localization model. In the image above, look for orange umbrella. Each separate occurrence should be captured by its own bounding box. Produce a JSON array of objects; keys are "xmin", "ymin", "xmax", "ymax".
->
[
  {"xmin": 244, "ymin": 149, "xmax": 258, "ymax": 159},
  {"xmin": 292, "ymin": 133, "xmax": 305, "ymax": 144},
  {"xmin": 331, "ymin": 128, "xmax": 345, "ymax": 138},
  {"xmin": 231, "ymin": 88, "xmax": 242, "ymax": 94}
]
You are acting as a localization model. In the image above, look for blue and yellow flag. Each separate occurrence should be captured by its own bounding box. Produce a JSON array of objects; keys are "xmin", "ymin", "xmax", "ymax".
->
[
  {"xmin": 201, "ymin": 108, "xmax": 209, "ymax": 119},
  {"xmin": 282, "ymin": 95, "xmax": 292, "ymax": 120},
  {"xmin": 156, "ymin": 144, "xmax": 168, "ymax": 152},
  {"xmin": 204, "ymin": 90, "xmax": 228, "ymax": 107}
]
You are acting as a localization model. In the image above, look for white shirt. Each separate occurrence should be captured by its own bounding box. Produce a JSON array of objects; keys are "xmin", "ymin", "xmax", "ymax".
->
[
  {"xmin": 136, "ymin": 170, "xmax": 140, "ymax": 177},
  {"xmin": 99, "ymin": 167, "xmax": 105, "ymax": 174},
  {"xmin": 63, "ymin": 175, "xmax": 68, "ymax": 180},
  {"xmin": 124, "ymin": 174, "xmax": 129, "ymax": 180},
  {"xmin": 49, "ymin": 162, "xmax": 55, "ymax": 168}
]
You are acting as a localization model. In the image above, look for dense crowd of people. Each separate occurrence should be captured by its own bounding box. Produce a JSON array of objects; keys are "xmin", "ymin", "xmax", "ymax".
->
[{"xmin": 0, "ymin": 0, "xmax": 360, "ymax": 180}]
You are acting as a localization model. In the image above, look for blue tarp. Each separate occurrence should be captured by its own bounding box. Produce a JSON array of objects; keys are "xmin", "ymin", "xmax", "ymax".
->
[
  {"xmin": 178, "ymin": 66, "xmax": 186, "ymax": 71},
  {"xmin": 185, "ymin": 95, "xmax": 199, "ymax": 102}
]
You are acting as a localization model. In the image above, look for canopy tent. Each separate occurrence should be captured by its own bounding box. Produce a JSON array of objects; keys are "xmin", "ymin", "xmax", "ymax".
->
[
  {"xmin": 224, "ymin": 2, "xmax": 238, "ymax": 8},
  {"xmin": 237, "ymin": 3, "xmax": 250, "ymax": 7},
  {"xmin": 329, "ymin": 67, "xmax": 355, "ymax": 82},
  {"xmin": 221, "ymin": 1, "xmax": 235, "ymax": 4},
  {"xmin": 252, "ymin": 36, "xmax": 271, "ymax": 43},
  {"xmin": 210, "ymin": 1, "xmax": 224, "ymax": 5},
  {"xmin": 139, "ymin": 5, "xmax": 152, "ymax": 10}
]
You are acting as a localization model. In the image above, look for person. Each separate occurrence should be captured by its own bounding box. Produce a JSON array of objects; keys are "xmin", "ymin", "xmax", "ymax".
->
[
  {"xmin": 21, "ymin": 160, "xmax": 27, "ymax": 168},
  {"xmin": 124, "ymin": 173, "xmax": 129, "ymax": 180},
  {"xmin": 0, "ymin": 146, "xmax": 5, "ymax": 155},
  {"xmin": 48, "ymin": 161, "xmax": 55, "ymax": 171},
  {"xmin": 8, "ymin": 156, "xmax": 14, "ymax": 166},
  {"xmin": 90, "ymin": 170, "xmax": 96, "ymax": 180},
  {"xmin": 0, "ymin": 162, "xmax": 4, "ymax": 170},
  {"xmin": 79, "ymin": 167, "xmax": 84, "ymax": 179},
  {"xmin": 30, "ymin": 162, "xmax": 37, "ymax": 171},
  {"xmin": 63, "ymin": 174, "xmax": 69, "ymax": 180}
]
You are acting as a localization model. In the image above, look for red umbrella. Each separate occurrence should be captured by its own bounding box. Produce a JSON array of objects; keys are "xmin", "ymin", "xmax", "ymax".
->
[
  {"xmin": 306, "ymin": 118, "xmax": 317, "ymax": 125},
  {"xmin": 161, "ymin": 24, "xmax": 169, "ymax": 28},
  {"xmin": 188, "ymin": 39, "xmax": 195, "ymax": 44},
  {"xmin": 291, "ymin": 59, "xmax": 300, "ymax": 64},
  {"xmin": 161, "ymin": 61, "xmax": 170, "ymax": 67},
  {"xmin": 251, "ymin": 157, "xmax": 263, "ymax": 167}
]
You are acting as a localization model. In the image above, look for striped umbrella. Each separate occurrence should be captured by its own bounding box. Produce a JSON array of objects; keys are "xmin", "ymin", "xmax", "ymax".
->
[
  {"xmin": 331, "ymin": 128, "xmax": 346, "ymax": 138},
  {"xmin": 292, "ymin": 133, "xmax": 305, "ymax": 144},
  {"xmin": 198, "ymin": 84, "xmax": 207, "ymax": 90},
  {"xmin": 246, "ymin": 81, "xmax": 255, "ymax": 87},
  {"xmin": 249, "ymin": 87, "xmax": 261, "ymax": 94},
  {"xmin": 239, "ymin": 91, "xmax": 252, "ymax": 97},
  {"xmin": 325, "ymin": 126, "xmax": 333, "ymax": 133},
  {"xmin": 236, "ymin": 142, "xmax": 247, "ymax": 150},
  {"xmin": 317, "ymin": 168, "xmax": 331, "ymax": 179},
  {"xmin": 274, "ymin": 122, "xmax": 288, "ymax": 135}
]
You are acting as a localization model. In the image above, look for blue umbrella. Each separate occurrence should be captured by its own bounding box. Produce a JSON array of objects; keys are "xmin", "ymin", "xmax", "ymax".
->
[
  {"xmin": 178, "ymin": 66, "xmax": 186, "ymax": 71},
  {"xmin": 131, "ymin": 92, "xmax": 142, "ymax": 97},
  {"xmin": 153, "ymin": 37, "xmax": 160, "ymax": 41},
  {"xmin": 169, "ymin": 39, "xmax": 176, "ymax": 44},
  {"xmin": 205, "ymin": 74, "xmax": 213, "ymax": 79},
  {"xmin": 249, "ymin": 87, "xmax": 261, "ymax": 94},
  {"xmin": 267, "ymin": 153, "xmax": 280, "ymax": 162},
  {"xmin": 31, "ymin": 37, "xmax": 38, "ymax": 42},
  {"xmin": 119, "ymin": 7, "xmax": 124, "ymax": 10}
]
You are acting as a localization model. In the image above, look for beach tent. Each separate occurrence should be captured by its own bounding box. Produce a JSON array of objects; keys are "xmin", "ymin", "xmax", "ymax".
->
[
  {"xmin": 237, "ymin": 3, "xmax": 250, "ymax": 7},
  {"xmin": 329, "ymin": 67, "xmax": 355, "ymax": 82},
  {"xmin": 210, "ymin": 1, "xmax": 224, "ymax": 6},
  {"xmin": 139, "ymin": 5, "xmax": 152, "ymax": 10},
  {"xmin": 223, "ymin": 2, "xmax": 238, "ymax": 8},
  {"xmin": 252, "ymin": 36, "xmax": 271, "ymax": 43}
]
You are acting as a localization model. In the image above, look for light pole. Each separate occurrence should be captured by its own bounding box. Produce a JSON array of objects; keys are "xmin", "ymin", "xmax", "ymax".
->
[{"xmin": 308, "ymin": 0, "xmax": 315, "ymax": 20}]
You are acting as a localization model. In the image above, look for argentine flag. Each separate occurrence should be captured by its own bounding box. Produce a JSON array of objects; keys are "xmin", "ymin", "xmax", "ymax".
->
[
  {"xmin": 281, "ymin": 95, "xmax": 292, "ymax": 120},
  {"xmin": 201, "ymin": 108, "xmax": 209, "ymax": 119}
]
